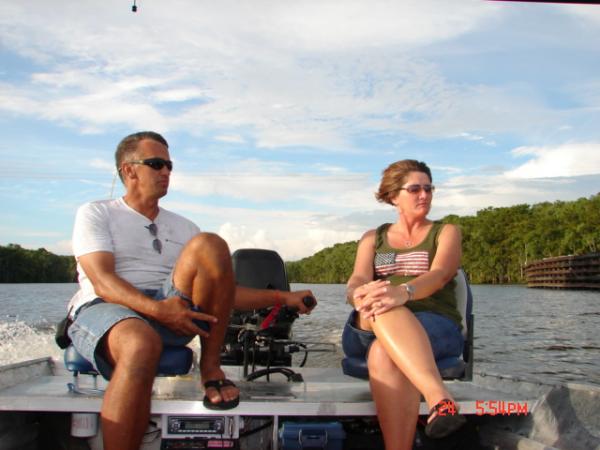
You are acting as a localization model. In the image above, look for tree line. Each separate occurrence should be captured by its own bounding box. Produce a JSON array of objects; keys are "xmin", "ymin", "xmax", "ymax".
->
[
  {"xmin": 2, "ymin": 194, "xmax": 598, "ymax": 284},
  {"xmin": 0, "ymin": 244, "xmax": 76, "ymax": 283},
  {"xmin": 286, "ymin": 194, "xmax": 600, "ymax": 284}
]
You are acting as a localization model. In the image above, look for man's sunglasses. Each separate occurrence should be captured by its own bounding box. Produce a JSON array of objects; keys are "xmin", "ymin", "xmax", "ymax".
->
[
  {"xmin": 399, "ymin": 184, "xmax": 435, "ymax": 194},
  {"xmin": 145, "ymin": 223, "xmax": 162, "ymax": 254},
  {"xmin": 127, "ymin": 158, "xmax": 173, "ymax": 171}
]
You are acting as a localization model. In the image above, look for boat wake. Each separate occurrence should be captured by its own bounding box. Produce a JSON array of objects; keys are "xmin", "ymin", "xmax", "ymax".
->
[{"xmin": 0, "ymin": 320, "xmax": 61, "ymax": 366}]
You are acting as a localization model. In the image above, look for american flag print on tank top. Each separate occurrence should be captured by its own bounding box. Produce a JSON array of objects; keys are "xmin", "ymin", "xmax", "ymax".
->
[{"xmin": 374, "ymin": 251, "xmax": 430, "ymax": 278}]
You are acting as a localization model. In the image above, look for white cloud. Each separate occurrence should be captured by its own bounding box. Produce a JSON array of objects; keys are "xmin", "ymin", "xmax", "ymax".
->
[
  {"xmin": 218, "ymin": 220, "xmax": 364, "ymax": 261},
  {"xmin": 214, "ymin": 135, "xmax": 245, "ymax": 144},
  {"xmin": 89, "ymin": 158, "xmax": 113, "ymax": 171},
  {"xmin": 152, "ymin": 88, "xmax": 209, "ymax": 103},
  {"xmin": 2, "ymin": 0, "xmax": 600, "ymax": 262},
  {"xmin": 0, "ymin": 227, "xmax": 62, "ymax": 239},
  {"xmin": 507, "ymin": 143, "xmax": 600, "ymax": 179},
  {"xmin": 169, "ymin": 160, "xmax": 377, "ymax": 209},
  {"xmin": 563, "ymin": 5, "xmax": 600, "ymax": 26},
  {"xmin": 47, "ymin": 239, "xmax": 73, "ymax": 256},
  {"xmin": 0, "ymin": 0, "xmax": 499, "ymax": 147},
  {"xmin": 162, "ymin": 199, "xmax": 370, "ymax": 260}
]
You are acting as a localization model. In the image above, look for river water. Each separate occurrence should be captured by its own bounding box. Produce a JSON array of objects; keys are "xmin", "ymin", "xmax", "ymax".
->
[{"xmin": 0, "ymin": 283, "xmax": 598, "ymax": 386}]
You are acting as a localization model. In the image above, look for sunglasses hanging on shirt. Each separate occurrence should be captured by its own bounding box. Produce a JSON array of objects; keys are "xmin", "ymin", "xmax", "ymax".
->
[{"xmin": 145, "ymin": 223, "xmax": 163, "ymax": 254}]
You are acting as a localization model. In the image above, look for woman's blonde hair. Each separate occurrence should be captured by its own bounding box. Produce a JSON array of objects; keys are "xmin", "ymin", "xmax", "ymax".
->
[{"xmin": 375, "ymin": 159, "xmax": 432, "ymax": 205}]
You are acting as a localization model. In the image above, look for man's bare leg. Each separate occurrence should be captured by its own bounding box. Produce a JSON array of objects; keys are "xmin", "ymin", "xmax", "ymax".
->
[
  {"xmin": 101, "ymin": 318, "xmax": 162, "ymax": 450},
  {"xmin": 368, "ymin": 340, "xmax": 421, "ymax": 450},
  {"xmin": 172, "ymin": 232, "xmax": 238, "ymax": 404}
]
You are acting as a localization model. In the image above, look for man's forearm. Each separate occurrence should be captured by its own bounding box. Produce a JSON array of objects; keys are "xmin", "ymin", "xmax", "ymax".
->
[
  {"xmin": 234, "ymin": 286, "xmax": 283, "ymax": 311},
  {"xmin": 89, "ymin": 272, "xmax": 162, "ymax": 318}
]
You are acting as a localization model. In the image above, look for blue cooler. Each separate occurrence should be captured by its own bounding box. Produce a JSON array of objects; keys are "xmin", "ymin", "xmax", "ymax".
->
[{"xmin": 279, "ymin": 421, "xmax": 346, "ymax": 450}]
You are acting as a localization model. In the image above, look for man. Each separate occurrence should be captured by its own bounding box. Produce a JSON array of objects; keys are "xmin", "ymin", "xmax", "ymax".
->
[{"xmin": 67, "ymin": 131, "xmax": 316, "ymax": 450}]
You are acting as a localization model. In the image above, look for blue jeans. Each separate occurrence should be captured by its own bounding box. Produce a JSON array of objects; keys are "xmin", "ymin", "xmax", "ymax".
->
[
  {"xmin": 68, "ymin": 276, "xmax": 209, "ymax": 379},
  {"xmin": 342, "ymin": 309, "xmax": 464, "ymax": 363}
]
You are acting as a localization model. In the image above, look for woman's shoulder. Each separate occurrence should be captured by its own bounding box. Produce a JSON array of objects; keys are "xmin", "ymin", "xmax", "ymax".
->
[
  {"xmin": 431, "ymin": 220, "xmax": 458, "ymax": 231},
  {"xmin": 360, "ymin": 223, "xmax": 393, "ymax": 240},
  {"xmin": 358, "ymin": 223, "xmax": 394, "ymax": 250},
  {"xmin": 436, "ymin": 221, "xmax": 460, "ymax": 234},
  {"xmin": 433, "ymin": 221, "xmax": 462, "ymax": 245},
  {"xmin": 359, "ymin": 229, "xmax": 377, "ymax": 242}
]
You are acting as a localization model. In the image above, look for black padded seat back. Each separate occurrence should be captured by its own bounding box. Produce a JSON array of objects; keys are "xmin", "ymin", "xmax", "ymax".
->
[
  {"xmin": 222, "ymin": 249, "xmax": 295, "ymax": 368},
  {"xmin": 232, "ymin": 249, "xmax": 290, "ymax": 292}
]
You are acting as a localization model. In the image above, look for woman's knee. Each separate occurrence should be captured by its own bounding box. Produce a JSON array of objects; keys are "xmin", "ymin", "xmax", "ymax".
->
[{"xmin": 367, "ymin": 341, "xmax": 396, "ymax": 375}]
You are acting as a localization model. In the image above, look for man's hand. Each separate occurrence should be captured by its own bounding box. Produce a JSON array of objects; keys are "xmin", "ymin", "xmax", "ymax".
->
[
  {"xmin": 151, "ymin": 296, "xmax": 218, "ymax": 337},
  {"xmin": 282, "ymin": 290, "xmax": 317, "ymax": 314}
]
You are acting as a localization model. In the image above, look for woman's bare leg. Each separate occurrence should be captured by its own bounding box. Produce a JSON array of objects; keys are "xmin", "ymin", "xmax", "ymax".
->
[
  {"xmin": 358, "ymin": 307, "xmax": 452, "ymax": 409},
  {"xmin": 368, "ymin": 340, "xmax": 420, "ymax": 450}
]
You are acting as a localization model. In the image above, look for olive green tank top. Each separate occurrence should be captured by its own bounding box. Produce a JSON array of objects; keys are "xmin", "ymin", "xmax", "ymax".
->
[{"xmin": 374, "ymin": 222, "xmax": 462, "ymax": 328}]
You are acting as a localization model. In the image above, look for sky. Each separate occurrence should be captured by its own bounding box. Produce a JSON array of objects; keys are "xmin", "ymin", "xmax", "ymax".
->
[{"xmin": 1, "ymin": 0, "xmax": 600, "ymax": 261}]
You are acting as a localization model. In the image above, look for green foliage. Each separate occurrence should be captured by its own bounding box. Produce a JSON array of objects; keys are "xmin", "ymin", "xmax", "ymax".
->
[
  {"xmin": 286, "ymin": 241, "xmax": 358, "ymax": 284},
  {"xmin": 3, "ymin": 194, "xmax": 599, "ymax": 284},
  {"xmin": 0, "ymin": 244, "xmax": 76, "ymax": 283},
  {"xmin": 286, "ymin": 194, "xmax": 600, "ymax": 284}
]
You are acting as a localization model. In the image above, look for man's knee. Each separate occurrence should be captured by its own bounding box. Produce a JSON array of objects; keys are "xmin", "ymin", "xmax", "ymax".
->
[
  {"xmin": 105, "ymin": 320, "xmax": 163, "ymax": 368},
  {"xmin": 183, "ymin": 233, "xmax": 234, "ymax": 279},
  {"xmin": 188, "ymin": 233, "xmax": 231, "ymax": 261}
]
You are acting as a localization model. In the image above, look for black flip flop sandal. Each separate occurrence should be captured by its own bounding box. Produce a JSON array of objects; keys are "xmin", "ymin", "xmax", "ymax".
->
[{"xmin": 202, "ymin": 379, "xmax": 240, "ymax": 410}]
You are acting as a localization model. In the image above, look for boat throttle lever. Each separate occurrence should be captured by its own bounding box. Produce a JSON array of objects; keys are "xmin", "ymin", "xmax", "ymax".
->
[
  {"xmin": 302, "ymin": 295, "xmax": 316, "ymax": 308},
  {"xmin": 261, "ymin": 295, "xmax": 317, "ymax": 330}
]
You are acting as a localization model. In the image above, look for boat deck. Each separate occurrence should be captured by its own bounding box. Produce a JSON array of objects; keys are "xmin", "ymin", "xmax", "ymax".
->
[
  {"xmin": 5, "ymin": 358, "xmax": 596, "ymax": 450},
  {"xmin": 0, "ymin": 357, "xmax": 548, "ymax": 417}
]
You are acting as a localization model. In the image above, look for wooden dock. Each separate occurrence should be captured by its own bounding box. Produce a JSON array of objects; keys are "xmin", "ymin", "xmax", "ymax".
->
[{"xmin": 523, "ymin": 253, "xmax": 600, "ymax": 289}]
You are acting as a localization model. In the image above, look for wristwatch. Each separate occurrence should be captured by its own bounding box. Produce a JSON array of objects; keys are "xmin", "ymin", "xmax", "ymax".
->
[{"xmin": 401, "ymin": 283, "xmax": 415, "ymax": 301}]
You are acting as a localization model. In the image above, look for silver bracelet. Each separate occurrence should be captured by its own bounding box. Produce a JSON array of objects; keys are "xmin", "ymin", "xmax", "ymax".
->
[{"xmin": 401, "ymin": 283, "xmax": 415, "ymax": 301}]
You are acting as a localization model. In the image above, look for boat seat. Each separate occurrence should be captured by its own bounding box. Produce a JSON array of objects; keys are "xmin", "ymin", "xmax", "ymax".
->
[
  {"xmin": 64, "ymin": 344, "xmax": 193, "ymax": 395},
  {"xmin": 64, "ymin": 344, "xmax": 193, "ymax": 377},
  {"xmin": 341, "ymin": 268, "xmax": 474, "ymax": 381}
]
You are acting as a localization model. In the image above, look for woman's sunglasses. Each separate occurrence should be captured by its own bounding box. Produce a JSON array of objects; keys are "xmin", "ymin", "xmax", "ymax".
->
[
  {"xmin": 399, "ymin": 184, "xmax": 435, "ymax": 194},
  {"xmin": 127, "ymin": 157, "xmax": 173, "ymax": 171}
]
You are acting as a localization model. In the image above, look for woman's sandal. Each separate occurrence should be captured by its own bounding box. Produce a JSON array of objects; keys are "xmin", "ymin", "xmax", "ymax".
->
[{"xmin": 424, "ymin": 398, "xmax": 467, "ymax": 438}]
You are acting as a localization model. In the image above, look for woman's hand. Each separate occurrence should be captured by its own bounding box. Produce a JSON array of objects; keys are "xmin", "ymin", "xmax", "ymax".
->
[{"xmin": 353, "ymin": 280, "xmax": 408, "ymax": 319}]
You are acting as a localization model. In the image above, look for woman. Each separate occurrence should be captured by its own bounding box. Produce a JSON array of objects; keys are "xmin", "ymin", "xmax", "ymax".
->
[{"xmin": 343, "ymin": 159, "xmax": 466, "ymax": 450}]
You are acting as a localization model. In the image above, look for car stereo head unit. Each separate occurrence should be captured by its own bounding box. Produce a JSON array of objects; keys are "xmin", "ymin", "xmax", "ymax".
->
[{"xmin": 162, "ymin": 415, "xmax": 240, "ymax": 439}]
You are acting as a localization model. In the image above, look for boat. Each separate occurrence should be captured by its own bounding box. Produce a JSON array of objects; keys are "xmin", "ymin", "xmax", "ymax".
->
[
  {"xmin": 1, "ymin": 249, "xmax": 599, "ymax": 450},
  {"xmin": 3, "ymin": 356, "xmax": 599, "ymax": 449},
  {"xmin": 523, "ymin": 253, "xmax": 600, "ymax": 290}
]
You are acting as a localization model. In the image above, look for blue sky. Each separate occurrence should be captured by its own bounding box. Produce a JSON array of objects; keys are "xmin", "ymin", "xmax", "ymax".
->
[{"xmin": 1, "ymin": 1, "xmax": 599, "ymax": 260}]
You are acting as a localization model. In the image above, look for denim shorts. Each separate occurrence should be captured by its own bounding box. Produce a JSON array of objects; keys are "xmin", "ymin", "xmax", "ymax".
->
[
  {"xmin": 342, "ymin": 309, "xmax": 464, "ymax": 363},
  {"xmin": 68, "ymin": 276, "xmax": 210, "ymax": 380}
]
